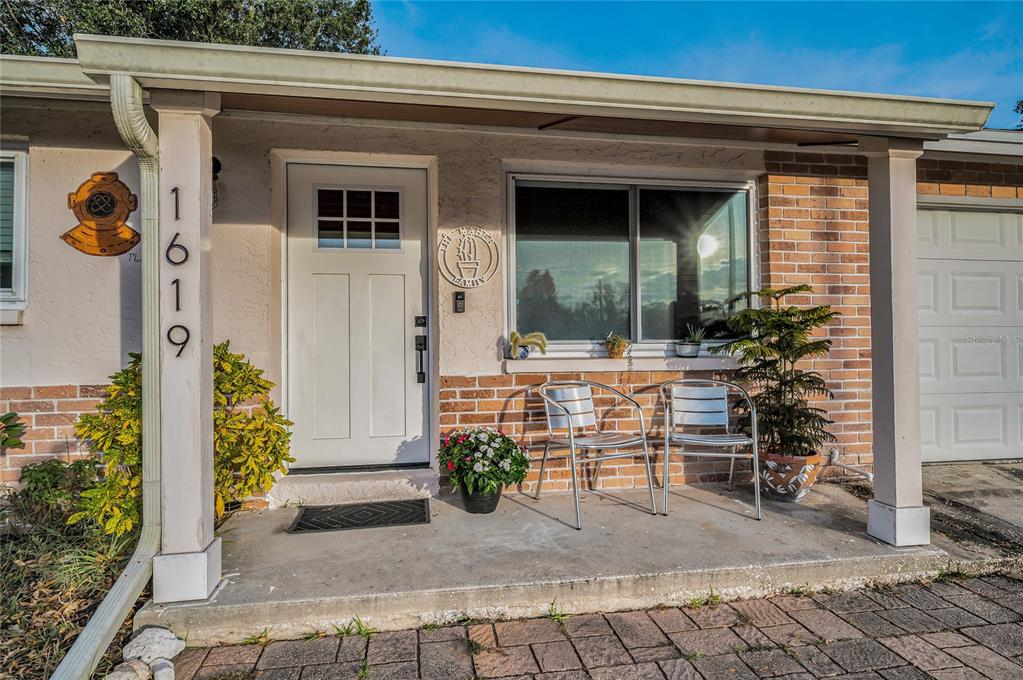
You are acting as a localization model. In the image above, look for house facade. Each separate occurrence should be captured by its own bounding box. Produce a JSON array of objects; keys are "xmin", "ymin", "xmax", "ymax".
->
[{"xmin": 1, "ymin": 36, "xmax": 1021, "ymax": 604}]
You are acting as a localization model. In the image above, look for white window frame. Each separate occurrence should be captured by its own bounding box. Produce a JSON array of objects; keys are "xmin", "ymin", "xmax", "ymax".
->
[
  {"xmin": 0, "ymin": 148, "xmax": 28, "ymax": 312},
  {"xmin": 505, "ymin": 172, "xmax": 759, "ymax": 358}
]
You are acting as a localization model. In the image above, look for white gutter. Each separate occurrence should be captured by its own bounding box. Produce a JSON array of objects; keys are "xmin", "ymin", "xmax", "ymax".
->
[
  {"xmin": 51, "ymin": 74, "xmax": 161, "ymax": 680},
  {"xmin": 0, "ymin": 55, "xmax": 109, "ymax": 99},
  {"xmin": 70, "ymin": 34, "xmax": 992, "ymax": 137},
  {"xmin": 923, "ymin": 129, "xmax": 1023, "ymax": 161}
]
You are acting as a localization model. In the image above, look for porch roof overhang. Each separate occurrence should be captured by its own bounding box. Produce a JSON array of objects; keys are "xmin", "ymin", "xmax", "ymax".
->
[{"xmin": 2, "ymin": 33, "xmax": 992, "ymax": 145}]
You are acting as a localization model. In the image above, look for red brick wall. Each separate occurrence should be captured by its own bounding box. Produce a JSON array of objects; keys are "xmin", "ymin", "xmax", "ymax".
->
[
  {"xmin": 439, "ymin": 371, "xmax": 740, "ymax": 493},
  {"xmin": 0, "ymin": 385, "xmax": 106, "ymax": 484},
  {"xmin": 759, "ymin": 152, "xmax": 873, "ymax": 470},
  {"xmin": 917, "ymin": 158, "xmax": 1023, "ymax": 198}
]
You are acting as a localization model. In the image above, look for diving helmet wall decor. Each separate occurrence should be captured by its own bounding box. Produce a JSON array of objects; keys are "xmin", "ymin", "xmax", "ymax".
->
[{"xmin": 63, "ymin": 172, "xmax": 140, "ymax": 256}]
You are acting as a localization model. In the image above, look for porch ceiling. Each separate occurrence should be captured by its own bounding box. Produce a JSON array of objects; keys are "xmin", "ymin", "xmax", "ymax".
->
[{"xmin": 64, "ymin": 34, "xmax": 991, "ymax": 139}]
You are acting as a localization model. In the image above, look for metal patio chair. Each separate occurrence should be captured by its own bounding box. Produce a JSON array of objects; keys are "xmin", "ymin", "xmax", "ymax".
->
[
  {"xmin": 536, "ymin": 380, "xmax": 657, "ymax": 530},
  {"xmin": 659, "ymin": 378, "xmax": 762, "ymax": 520}
]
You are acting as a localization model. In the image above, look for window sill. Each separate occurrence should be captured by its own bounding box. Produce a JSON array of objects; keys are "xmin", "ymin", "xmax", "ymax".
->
[
  {"xmin": 0, "ymin": 308, "xmax": 24, "ymax": 326},
  {"xmin": 502, "ymin": 355, "xmax": 737, "ymax": 374}
]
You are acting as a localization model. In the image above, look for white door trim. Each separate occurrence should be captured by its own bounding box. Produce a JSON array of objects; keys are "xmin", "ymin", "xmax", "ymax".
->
[
  {"xmin": 918, "ymin": 194, "xmax": 1023, "ymax": 213},
  {"xmin": 270, "ymin": 149, "xmax": 440, "ymax": 472}
]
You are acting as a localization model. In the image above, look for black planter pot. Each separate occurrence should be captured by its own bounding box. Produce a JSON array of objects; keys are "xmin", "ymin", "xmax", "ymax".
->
[{"xmin": 460, "ymin": 486, "xmax": 503, "ymax": 514}]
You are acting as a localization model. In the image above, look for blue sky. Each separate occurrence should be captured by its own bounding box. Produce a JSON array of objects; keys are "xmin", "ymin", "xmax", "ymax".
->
[{"xmin": 374, "ymin": 1, "xmax": 1022, "ymax": 129}]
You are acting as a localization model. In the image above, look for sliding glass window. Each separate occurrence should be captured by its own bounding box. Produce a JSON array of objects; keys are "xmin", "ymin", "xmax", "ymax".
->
[{"xmin": 512, "ymin": 179, "xmax": 750, "ymax": 346}]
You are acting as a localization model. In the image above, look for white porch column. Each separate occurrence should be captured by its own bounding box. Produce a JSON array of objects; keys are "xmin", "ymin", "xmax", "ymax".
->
[
  {"xmin": 861, "ymin": 137, "xmax": 930, "ymax": 547},
  {"xmin": 151, "ymin": 90, "xmax": 222, "ymax": 602}
]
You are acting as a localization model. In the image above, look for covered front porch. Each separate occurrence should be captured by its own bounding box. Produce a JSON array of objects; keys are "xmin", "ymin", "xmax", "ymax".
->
[
  {"xmin": 35, "ymin": 34, "xmax": 994, "ymax": 608},
  {"xmin": 135, "ymin": 480, "xmax": 963, "ymax": 644}
]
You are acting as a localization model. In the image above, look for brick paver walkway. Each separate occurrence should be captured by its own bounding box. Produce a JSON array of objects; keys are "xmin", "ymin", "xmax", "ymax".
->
[{"xmin": 178, "ymin": 575, "xmax": 1023, "ymax": 680}]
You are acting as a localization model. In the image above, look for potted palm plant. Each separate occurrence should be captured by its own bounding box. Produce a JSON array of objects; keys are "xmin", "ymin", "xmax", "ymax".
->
[
  {"xmin": 673, "ymin": 323, "xmax": 706, "ymax": 357},
  {"xmin": 438, "ymin": 428, "xmax": 531, "ymax": 513},
  {"xmin": 711, "ymin": 284, "xmax": 838, "ymax": 501}
]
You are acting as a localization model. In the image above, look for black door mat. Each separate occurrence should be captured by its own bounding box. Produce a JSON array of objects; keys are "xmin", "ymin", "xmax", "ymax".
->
[{"xmin": 287, "ymin": 499, "xmax": 430, "ymax": 533}]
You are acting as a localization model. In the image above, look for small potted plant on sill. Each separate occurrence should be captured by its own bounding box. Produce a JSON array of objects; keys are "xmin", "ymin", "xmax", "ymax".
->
[
  {"xmin": 439, "ymin": 427, "xmax": 530, "ymax": 513},
  {"xmin": 603, "ymin": 331, "xmax": 631, "ymax": 359},
  {"xmin": 673, "ymin": 323, "xmax": 706, "ymax": 358},
  {"xmin": 508, "ymin": 330, "xmax": 548, "ymax": 360},
  {"xmin": 711, "ymin": 284, "xmax": 838, "ymax": 502}
]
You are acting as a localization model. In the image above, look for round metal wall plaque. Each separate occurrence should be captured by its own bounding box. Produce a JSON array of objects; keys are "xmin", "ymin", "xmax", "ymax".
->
[
  {"xmin": 63, "ymin": 172, "xmax": 140, "ymax": 256},
  {"xmin": 438, "ymin": 226, "xmax": 500, "ymax": 288}
]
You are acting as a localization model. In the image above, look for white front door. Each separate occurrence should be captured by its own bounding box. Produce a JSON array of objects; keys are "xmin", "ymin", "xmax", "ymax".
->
[
  {"xmin": 917, "ymin": 208, "xmax": 1023, "ymax": 462},
  {"xmin": 287, "ymin": 163, "xmax": 429, "ymax": 468}
]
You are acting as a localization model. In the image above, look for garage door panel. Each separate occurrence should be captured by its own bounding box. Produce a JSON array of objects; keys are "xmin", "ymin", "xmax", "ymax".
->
[
  {"xmin": 918, "ymin": 207, "xmax": 1023, "ymax": 464},
  {"xmin": 917, "ymin": 209, "xmax": 1023, "ymax": 261},
  {"xmin": 919, "ymin": 327, "xmax": 1020, "ymax": 394},
  {"xmin": 920, "ymin": 392, "xmax": 1022, "ymax": 462},
  {"xmin": 917, "ymin": 260, "xmax": 1021, "ymax": 326}
]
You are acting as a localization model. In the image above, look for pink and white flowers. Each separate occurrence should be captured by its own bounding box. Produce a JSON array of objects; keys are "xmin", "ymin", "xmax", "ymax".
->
[{"xmin": 437, "ymin": 427, "xmax": 530, "ymax": 495}]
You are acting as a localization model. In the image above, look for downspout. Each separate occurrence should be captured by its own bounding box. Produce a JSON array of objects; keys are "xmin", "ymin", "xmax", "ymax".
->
[{"xmin": 52, "ymin": 74, "xmax": 161, "ymax": 680}]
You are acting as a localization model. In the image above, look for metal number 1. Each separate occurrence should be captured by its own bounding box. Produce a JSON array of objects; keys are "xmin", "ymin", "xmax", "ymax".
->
[
  {"xmin": 171, "ymin": 186, "xmax": 180, "ymax": 220},
  {"xmin": 171, "ymin": 278, "xmax": 181, "ymax": 312}
]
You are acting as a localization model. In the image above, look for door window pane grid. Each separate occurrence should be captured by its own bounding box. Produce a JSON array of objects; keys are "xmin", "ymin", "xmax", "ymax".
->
[{"xmin": 316, "ymin": 188, "xmax": 401, "ymax": 250}]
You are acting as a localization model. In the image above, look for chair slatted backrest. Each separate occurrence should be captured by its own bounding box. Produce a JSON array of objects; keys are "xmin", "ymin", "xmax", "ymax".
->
[
  {"xmin": 670, "ymin": 384, "xmax": 728, "ymax": 429},
  {"xmin": 543, "ymin": 384, "xmax": 598, "ymax": 431}
]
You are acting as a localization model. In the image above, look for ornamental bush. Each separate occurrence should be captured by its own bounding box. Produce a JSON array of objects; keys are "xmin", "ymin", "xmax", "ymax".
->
[
  {"xmin": 437, "ymin": 427, "xmax": 530, "ymax": 495},
  {"xmin": 71, "ymin": 341, "xmax": 294, "ymax": 536}
]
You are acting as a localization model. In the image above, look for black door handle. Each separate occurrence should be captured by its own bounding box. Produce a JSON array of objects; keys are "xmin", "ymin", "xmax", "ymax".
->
[{"xmin": 415, "ymin": 335, "xmax": 427, "ymax": 383}]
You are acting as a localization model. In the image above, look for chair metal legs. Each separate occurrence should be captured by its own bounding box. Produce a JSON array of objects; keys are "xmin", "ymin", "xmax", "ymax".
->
[
  {"xmin": 662, "ymin": 442, "xmax": 761, "ymax": 520},
  {"xmin": 568, "ymin": 444, "xmax": 582, "ymax": 530},
  {"xmin": 536, "ymin": 441, "xmax": 657, "ymax": 529},
  {"xmin": 592, "ymin": 459, "xmax": 602, "ymax": 489},
  {"xmin": 535, "ymin": 441, "xmax": 552, "ymax": 500},
  {"xmin": 662, "ymin": 435, "xmax": 671, "ymax": 516},
  {"xmin": 751, "ymin": 440, "xmax": 762, "ymax": 521},
  {"xmin": 642, "ymin": 439, "xmax": 657, "ymax": 516}
]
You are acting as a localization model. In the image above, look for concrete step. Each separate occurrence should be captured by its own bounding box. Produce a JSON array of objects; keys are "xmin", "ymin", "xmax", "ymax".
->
[{"xmin": 268, "ymin": 468, "xmax": 439, "ymax": 507}]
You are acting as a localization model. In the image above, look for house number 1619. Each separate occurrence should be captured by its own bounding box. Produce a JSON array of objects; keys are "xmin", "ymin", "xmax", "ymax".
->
[{"xmin": 165, "ymin": 186, "xmax": 191, "ymax": 356}]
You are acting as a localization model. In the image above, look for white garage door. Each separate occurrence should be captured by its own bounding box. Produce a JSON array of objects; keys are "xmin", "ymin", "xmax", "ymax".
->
[{"xmin": 917, "ymin": 208, "xmax": 1023, "ymax": 462}]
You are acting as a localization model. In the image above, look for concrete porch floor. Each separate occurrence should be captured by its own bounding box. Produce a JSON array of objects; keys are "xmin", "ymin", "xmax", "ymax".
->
[{"xmin": 134, "ymin": 479, "xmax": 974, "ymax": 645}]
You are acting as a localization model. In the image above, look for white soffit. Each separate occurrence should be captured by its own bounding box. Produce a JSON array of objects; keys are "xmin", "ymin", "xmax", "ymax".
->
[{"xmin": 68, "ymin": 34, "xmax": 992, "ymax": 137}]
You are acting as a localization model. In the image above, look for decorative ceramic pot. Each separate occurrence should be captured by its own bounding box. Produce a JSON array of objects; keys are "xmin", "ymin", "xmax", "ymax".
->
[
  {"xmin": 514, "ymin": 346, "xmax": 530, "ymax": 360},
  {"xmin": 606, "ymin": 343, "xmax": 629, "ymax": 359},
  {"xmin": 460, "ymin": 486, "xmax": 503, "ymax": 514},
  {"xmin": 673, "ymin": 342, "xmax": 701, "ymax": 358},
  {"xmin": 760, "ymin": 452, "xmax": 822, "ymax": 502}
]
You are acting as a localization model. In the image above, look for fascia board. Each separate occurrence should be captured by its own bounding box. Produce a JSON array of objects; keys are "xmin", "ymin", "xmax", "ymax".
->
[{"xmin": 72, "ymin": 34, "xmax": 993, "ymax": 137}]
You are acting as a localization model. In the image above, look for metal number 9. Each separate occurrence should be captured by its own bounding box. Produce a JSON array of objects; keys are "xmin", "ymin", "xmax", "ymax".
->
[{"xmin": 167, "ymin": 324, "xmax": 190, "ymax": 357}]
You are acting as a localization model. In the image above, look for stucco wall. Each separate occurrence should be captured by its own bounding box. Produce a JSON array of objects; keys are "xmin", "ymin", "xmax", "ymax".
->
[
  {"xmin": 1, "ymin": 102, "xmax": 765, "ymax": 385},
  {"xmin": 0, "ymin": 101, "xmax": 141, "ymax": 387},
  {"xmin": 212, "ymin": 112, "xmax": 765, "ymax": 378}
]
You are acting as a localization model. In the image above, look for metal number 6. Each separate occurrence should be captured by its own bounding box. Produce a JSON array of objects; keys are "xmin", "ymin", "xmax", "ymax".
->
[
  {"xmin": 167, "ymin": 324, "xmax": 190, "ymax": 357},
  {"xmin": 165, "ymin": 232, "xmax": 189, "ymax": 266}
]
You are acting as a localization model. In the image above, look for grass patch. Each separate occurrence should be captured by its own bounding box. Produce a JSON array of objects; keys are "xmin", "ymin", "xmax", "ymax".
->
[
  {"xmin": 783, "ymin": 585, "xmax": 815, "ymax": 598},
  {"xmin": 352, "ymin": 614, "xmax": 377, "ymax": 639},
  {"xmin": 0, "ymin": 460, "xmax": 141, "ymax": 679},
  {"xmin": 685, "ymin": 592, "xmax": 722, "ymax": 609},
  {"xmin": 546, "ymin": 599, "xmax": 573, "ymax": 624},
  {"xmin": 935, "ymin": 565, "xmax": 968, "ymax": 582},
  {"xmin": 241, "ymin": 628, "xmax": 270, "ymax": 645}
]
